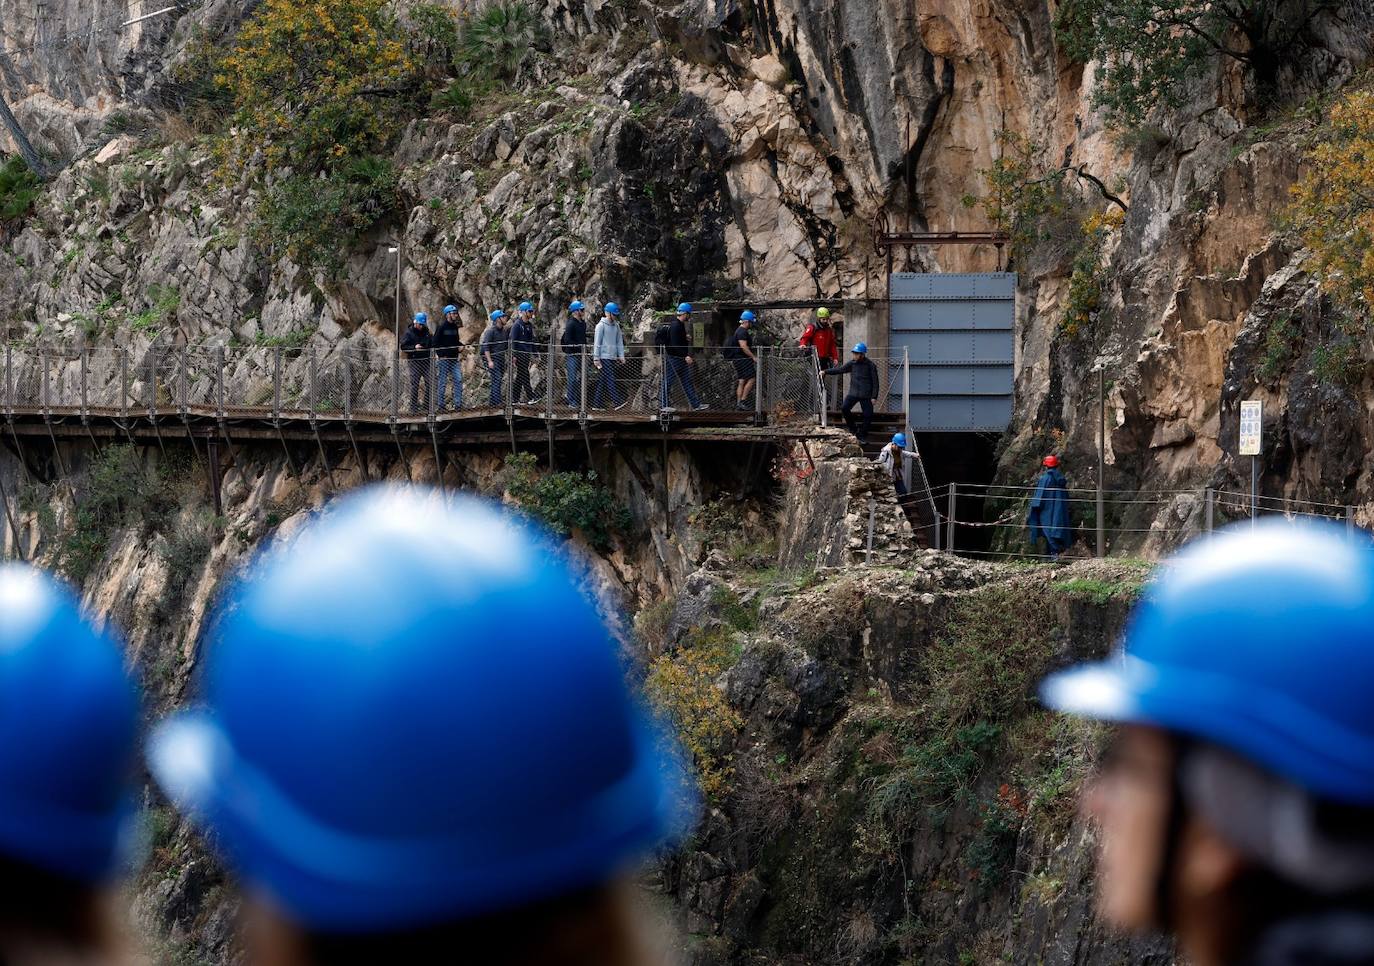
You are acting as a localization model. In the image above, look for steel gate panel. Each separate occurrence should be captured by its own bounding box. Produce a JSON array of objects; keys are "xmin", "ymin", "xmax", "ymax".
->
[{"xmin": 889, "ymin": 272, "xmax": 1016, "ymax": 432}]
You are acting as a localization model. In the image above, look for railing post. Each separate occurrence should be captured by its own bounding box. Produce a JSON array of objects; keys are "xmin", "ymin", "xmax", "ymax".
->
[
  {"xmin": 865, "ymin": 496, "xmax": 876, "ymax": 566},
  {"xmin": 579, "ymin": 347, "xmax": 588, "ymax": 420},
  {"xmin": 309, "ymin": 351, "xmax": 319, "ymax": 416},
  {"xmin": 428, "ymin": 350, "xmax": 437, "ymax": 421},
  {"xmin": 1204, "ymin": 487, "xmax": 1214, "ymax": 533},
  {"xmin": 178, "ymin": 347, "xmax": 188, "ymax": 415},
  {"xmin": 3, "ymin": 345, "xmax": 11, "ymax": 415},
  {"xmin": 119, "ymin": 349, "xmax": 129, "ymax": 418},
  {"xmin": 946, "ymin": 482, "xmax": 956, "ymax": 552},
  {"xmin": 343, "ymin": 353, "xmax": 353, "ymax": 420},
  {"xmin": 812, "ymin": 347, "xmax": 827, "ymax": 427},
  {"xmin": 272, "ymin": 346, "xmax": 282, "ymax": 419},
  {"xmin": 1096, "ymin": 481, "xmax": 1105, "ymax": 558},
  {"xmin": 80, "ymin": 348, "xmax": 88, "ymax": 417},
  {"xmin": 1347, "ymin": 505, "xmax": 1356, "ymax": 543},
  {"xmin": 40, "ymin": 345, "xmax": 49, "ymax": 414},
  {"xmin": 215, "ymin": 346, "xmax": 225, "ymax": 418},
  {"xmin": 902, "ymin": 347, "xmax": 912, "ymax": 492},
  {"xmin": 390, "ymin": 354, "xmax": 399, "ymax": 423},
  {"xmin": 657, "ymin": 345, "xmax": 666, "ymax": 419},
  {"xmin": 545, "ymin": 336, "xmax": 556, "ymax": 419},
  {"xmin": 146, "ymin": 347, "xmax": 157, "ymax": 417},
  {"xmin": 754, "ymin": 346, "xmax": 764, "ymax": 421},
  {"xmin": 504, "ymin": 343, "xmax": 514, "ymax": 420}
]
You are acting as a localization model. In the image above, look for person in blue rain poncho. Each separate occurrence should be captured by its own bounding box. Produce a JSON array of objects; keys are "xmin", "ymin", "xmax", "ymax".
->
[{"xmin": 1028, "ymin": 455, "xmax": 1072, "ymax": 559}]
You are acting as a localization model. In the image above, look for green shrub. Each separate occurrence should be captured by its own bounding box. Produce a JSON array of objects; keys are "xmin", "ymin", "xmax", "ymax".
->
[
  {"xmin": 129, "ymin": 284, "xmax": 180, "ymax": 334},
  {"xmin": 0, "ymin": 156, "xmax": 41, "ymax": 224},
  {"xmin": 644, "ymin": 626, "xmax": 742, "ymax": 799},
  {"xmin": 500, "ymin": 453, "xmax": 631, "ymax": 551},
  {"xmin": 1258, "ymin": 314, "xmax": 1303, "ymax": 383},
  {"xmin": 460, "ymin": 1, "xmax": 545, "ymax": 79},
  {"xmin": 257, "ymin": 157, "xmax": 399, "ymax": 274}
]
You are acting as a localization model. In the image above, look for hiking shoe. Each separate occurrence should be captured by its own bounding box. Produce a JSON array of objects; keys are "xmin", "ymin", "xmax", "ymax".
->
[{"xmin": 694, "ymin": 403, "xmax": 710, "ymax": 411}]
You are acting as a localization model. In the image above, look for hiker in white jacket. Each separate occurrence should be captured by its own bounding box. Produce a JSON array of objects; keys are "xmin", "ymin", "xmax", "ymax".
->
[{"xmin": 593, "ymin": 302, "xmax": 627, "ymax": 408}]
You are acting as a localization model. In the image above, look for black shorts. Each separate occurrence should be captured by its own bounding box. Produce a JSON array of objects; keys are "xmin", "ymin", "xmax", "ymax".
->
[{"xmin": 733, "ymin": 357, "xmax": 756, "ymax": 380}]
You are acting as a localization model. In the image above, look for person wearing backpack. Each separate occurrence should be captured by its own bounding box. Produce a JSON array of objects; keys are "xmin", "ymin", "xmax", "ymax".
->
[
  {"xmin": 824, "ymin": 342, "xmax": 880, "ymax": 443},
  {"xmin": 561, "ymin": 300, "xmax": 588, "ymax": 407},
  {"xmin": 593, "ymin": 302, "xmax": 626, "ymax": 409},
  {"xmin": 659, "ymin": 303, "xmax": 706, "ymax": 410},
  {"xmin": 433, "ymin": 305, "xmax": 464, "ymax": 411}
]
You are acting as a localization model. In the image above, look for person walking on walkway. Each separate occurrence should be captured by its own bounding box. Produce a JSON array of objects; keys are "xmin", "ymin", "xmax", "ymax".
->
[
  {"xmin": 661, "ymin": 303, "xmax": 706, "ymax": 410},
  {"xmin": 508, "ymin": 301, "xmax": 537, "ymax": 404},
  {"xmin": 433, "ymin": 304, "xmax": 464, "ymax": 411},
  {"xmin": 561, "ymin": 300, "xmax": 588, "ymax": 407},
  {"xmin": 593, "ymin": 302, "xmax": 626, "ymax": 409},
  {"xmin": 148, "ymin": 487, "xmax": 697, "ymax": 966},
  {"xmin": 0, "ymin": 564, "xmax": 140, "ymax": 966},
  {"xmin": 877, "ymin": 432, "xmax": 908, "ymax": 498},
  {"xmin": 400, "ymin": 312, "xmax": 433, "ymax": 414},
  {"xmin": 728, "ymin": 311, "xmax": 758, "ymax": 410},
  {"xmin": 480, "ymin": 309, "xmax": 507, "ymax": 407},
  {"xmin": 1041, "ymin": 520, "xmax": 1374, "ymax": 966},
  {"xmin": 824, "ymin": 342, "xmax": 879, "ymax": 442},
  {"xmin": 1027, "ymin": 455, "xmax": 1071, "ymax": 560}
]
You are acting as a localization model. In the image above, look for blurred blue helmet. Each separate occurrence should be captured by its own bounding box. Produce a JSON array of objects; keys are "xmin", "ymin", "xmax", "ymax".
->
[
  {"xmin": 605, "ymin": 302, "xmax": 621, "ymax": 316},
  {"xmin": 740, "ymin": 310, "xmax": 755, "ymax": 322},
  {"xmin": 892, "ymin": 433, "xmax": 906, "ymax": 448},
  {"xmin": 1042, "ymin": 520, "xmax": 1374, "ymax": 805},
  {"xmin": 852, "ymin": 342, "xmax": 867, "ymax": 353},
  {"xmin": 569, "ymin": 300, "xmax": 585, "ymax": 312},
  {"xmin": 443, "ymin": 305, "xmax": 458, "ymax": 316},
  {"xmin": 0, "ymin": 565, "xmax": 138, "ymax": 882},
  {"xmin": 677, "ymin": 303, "xmax": 692, "ymax": 314},
  {"xmin": 519, "ymin": 301, "xmax": 534, "ymax": 313},
  {"xmin": 414, "ymin": 313, "xmax": 428, "ymax": 325},
  {"xmin": 490, "ymin": 310, "xmax": 505, "ymax": 321},
  {"xmin": 149, "ymin": 487, "xmax": 696, "ymax": 932}
]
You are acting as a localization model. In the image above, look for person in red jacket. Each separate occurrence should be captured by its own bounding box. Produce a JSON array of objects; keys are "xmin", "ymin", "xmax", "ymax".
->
[{"xmin": 799, "ymin": 307, "xmax": 840, "ymax": 368}]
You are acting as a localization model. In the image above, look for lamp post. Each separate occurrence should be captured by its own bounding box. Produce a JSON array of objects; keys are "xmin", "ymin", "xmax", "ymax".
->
[{"xmin": 387, "ymin": 241, "xmax": 403, "ymax": 359}]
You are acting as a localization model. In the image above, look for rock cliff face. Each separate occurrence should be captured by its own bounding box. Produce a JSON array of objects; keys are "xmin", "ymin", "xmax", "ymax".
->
[{"xmin": 2, "ymin": 0, "xmax": 1373, "ymax": 961}]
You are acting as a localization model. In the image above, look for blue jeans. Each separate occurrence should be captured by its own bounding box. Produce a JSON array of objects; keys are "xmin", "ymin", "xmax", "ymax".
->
[
  {"xmin": 593, "ymin": 360, "xmax": 622, "ymax": 408},
  {"xmin": 564, "ymin": 355, "xmax": 580, "ymax": 407},
  {"xmin": 660, "ymin": 356, "xmax": 700, "ymax": 408},
  {"xmin": 488, "ymin": 358, "xmax": 505, "ymax": 406},
  {"xmin": 436, "ymin": 359, "xmax": 463, "ymax": 410}
]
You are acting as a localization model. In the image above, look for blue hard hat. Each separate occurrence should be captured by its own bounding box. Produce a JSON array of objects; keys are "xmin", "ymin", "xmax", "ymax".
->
[
  {"xmin": 569, "ymin": 300, "xmax": 585, "ymax": 312},
  {"xmin": 677, "ymin": 303, "xmax": 692, "ymax": 314},
  {"xmin": 148, "ymin": 487, "xmax": 697, "ymax": 932},
  {"xmin": 519, "ymin": 301, "xmax": 534, "ymax": 313},
  {"xmin": 605, "ymin": 302, "xmax": 620, "ymax": 315},
  {"xmin": 490, "ymin": 310, "xmax": 505, "ymax": 321},
  {"xmin": 740, "ymin": 310, "xmax": 755, "ymax": 322},
  {"xmin": 852, "ymin": 342, "xmax": 867, "ymax": 353},
  {"xmin": 1042, "ymin": 520, "xmax": 1374, "ymax": 805},
  {"xmin": 443, "ymin": 305, "xmax": 458, "ymax": 315},
  {"xmin": 414, "ymin": 313, "xmax": 428, "ymax": 325},
  {"xmin": 892, "ymin": 433, "xmax": 906, "ymax": 448},
  {"xmin": 0, "ymin": 564, "xmax": 139, "ymax": 882}
]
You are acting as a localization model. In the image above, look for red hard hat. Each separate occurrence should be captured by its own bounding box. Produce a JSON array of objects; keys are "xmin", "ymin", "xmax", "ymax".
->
[{"xmin": 1042, "ymin": 455, "xmax": 1059, "ymax": 468}]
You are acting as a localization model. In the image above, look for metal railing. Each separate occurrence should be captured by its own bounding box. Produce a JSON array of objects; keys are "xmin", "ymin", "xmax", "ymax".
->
[
  {"xmin": 0, "ymin": 343, "xmax": 827, "ymax": 425},
  {"xmin": 925, "ymin": 480, "xmax": 1364, "ymax": 561}
]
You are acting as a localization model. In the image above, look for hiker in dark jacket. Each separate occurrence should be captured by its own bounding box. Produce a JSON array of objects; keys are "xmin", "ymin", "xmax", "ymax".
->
[
  {"xmin": 660, "ymin": 303, "xmax": 705, "ymax": 410},
  {"xmin": 508, "ymin": 301, "xmax": 537, "ymax": 404},
  {"xmin": 433, "ymin": 305, "xmax": 464, "ymax": 411},
  {"xmin": 480, "ymin": 310, "xmax": 507, "ymax": 407},
  {"xmin": 1027, "ymin": 456, "xmax": 1072, "ymax": 560},
  {"xmin": 824, "ymin": 342, "xmax": 879, "ymax": 443},
  {"xmin": 400, "ymin": 313, "xmax": 433, "ymax": 414},
  {"xmin": 561, "ymin": 301, "xmax": 588, "ymax": 407}
]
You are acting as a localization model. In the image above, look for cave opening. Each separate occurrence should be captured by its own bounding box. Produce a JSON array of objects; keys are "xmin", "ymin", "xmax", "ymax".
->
[{"xmin": 913, "ymin": 432, "xmax": 1002, "ymax": 556}]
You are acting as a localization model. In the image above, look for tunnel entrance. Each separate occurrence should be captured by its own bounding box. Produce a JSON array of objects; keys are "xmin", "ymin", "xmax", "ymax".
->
[{"xmin": 915, "ymin": 432, "xmax": 1002, "ymax": 555}]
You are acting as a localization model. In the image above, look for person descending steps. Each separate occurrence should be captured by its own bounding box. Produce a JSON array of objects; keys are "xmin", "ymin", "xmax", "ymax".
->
[{"xmin": 824, "ymin": 342, "xmax": 879, "ymax": 443}]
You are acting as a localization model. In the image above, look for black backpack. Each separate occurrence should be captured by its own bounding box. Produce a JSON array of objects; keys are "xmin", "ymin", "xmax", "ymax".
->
[{"xmin": 653, "ymin": 322, "xmax": 672, "ymax": 349}]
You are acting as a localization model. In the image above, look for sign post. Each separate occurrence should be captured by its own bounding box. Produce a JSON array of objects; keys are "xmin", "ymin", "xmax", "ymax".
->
[{"xmin": 1239, "ymin": 400, "xmax": 1263, "ymax": 526}]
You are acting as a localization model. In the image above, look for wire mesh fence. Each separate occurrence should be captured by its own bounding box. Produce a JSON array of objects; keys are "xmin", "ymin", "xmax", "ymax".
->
[{"xmin": 0, "ymin": 342, "xmax": 830, "ymax": 424}]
